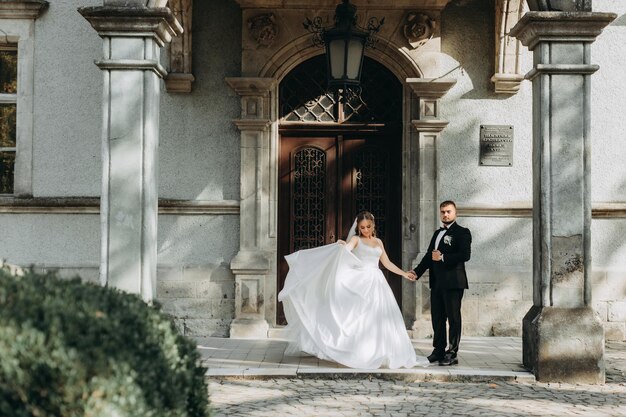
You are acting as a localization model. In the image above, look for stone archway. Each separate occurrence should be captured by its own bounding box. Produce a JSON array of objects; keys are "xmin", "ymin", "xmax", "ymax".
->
[{"xmin": 226, "ymin": 4, "xmax": 457, "ymax": 337}]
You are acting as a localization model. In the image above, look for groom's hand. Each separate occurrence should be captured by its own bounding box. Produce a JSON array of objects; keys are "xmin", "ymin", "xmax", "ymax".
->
[
  {"xmin": 407, "ymin": 271, "xmax": 417, "ymax": 281},
  {"xmin": 431, "ymin": 250, "xmax": 442, "ymax": 261}
]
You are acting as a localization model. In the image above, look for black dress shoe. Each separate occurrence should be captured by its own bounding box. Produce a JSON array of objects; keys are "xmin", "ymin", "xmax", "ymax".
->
[
  {"xmin": 427, "ymin": 352, "xmax": 445, "ymax": 363},
  {"xmin": 438, "ymin": 353, "xmax": 458, "ymax": 366}
]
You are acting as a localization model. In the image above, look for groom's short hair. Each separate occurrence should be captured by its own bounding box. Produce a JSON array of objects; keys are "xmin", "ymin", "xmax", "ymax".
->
[{"xmin": 440, "ymin": 200, "xmax": 456, "ymax": 209}]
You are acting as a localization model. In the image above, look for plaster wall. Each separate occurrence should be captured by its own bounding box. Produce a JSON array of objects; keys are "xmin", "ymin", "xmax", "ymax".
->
[
  {"xmin": 32, "ymin": 0, "xmax": 102, "ymax": 197},
  {"xmin": 154, "ymin": 0, "xmax": 242, "ymax": 335},
  {"xmin": 159, "ymin": 0, "xmax": 241, "ymax": 201}
]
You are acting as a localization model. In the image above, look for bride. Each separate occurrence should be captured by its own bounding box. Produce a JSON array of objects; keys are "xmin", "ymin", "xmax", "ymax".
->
[{"xmin": 278, "ymin": 211, "xmax": 429, "ymax": 369}]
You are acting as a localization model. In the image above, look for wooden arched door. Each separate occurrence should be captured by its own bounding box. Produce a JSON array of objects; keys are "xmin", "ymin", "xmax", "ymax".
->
[{"xmin": 277, "ymin": 56, "xmax": 403, "ymax": 325}]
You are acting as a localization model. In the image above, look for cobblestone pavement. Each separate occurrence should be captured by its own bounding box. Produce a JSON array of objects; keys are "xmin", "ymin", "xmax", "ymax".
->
[{"xmin": 208, "ymin": 342, "xmax": 626, "ymax": 417}]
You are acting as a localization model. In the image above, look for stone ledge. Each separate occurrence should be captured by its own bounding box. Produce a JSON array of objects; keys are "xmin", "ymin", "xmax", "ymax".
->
[
  {"xmin": 0, "ymin": 197, "xmax": 239, "ymax": 215},
  {"xmin": 78, "ymin": 6, "xmax": 183, "ymax": 46},
  {"xmin": 207, "ymin": 367, "xmax": 535, "ymax": 383},
  {"xmin": 0, "ymin": 0, "xmax": 48, "ymax": 19}
]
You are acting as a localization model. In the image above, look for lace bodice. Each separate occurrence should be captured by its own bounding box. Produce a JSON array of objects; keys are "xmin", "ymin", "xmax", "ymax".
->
[{"xmin": 352, "ymin": 238, "xmax": 382, "ymax": 268}]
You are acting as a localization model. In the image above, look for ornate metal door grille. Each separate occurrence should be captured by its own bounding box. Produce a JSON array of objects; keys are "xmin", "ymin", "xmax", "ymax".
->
[
  {"xmin": 292, "ymin": 147, "xmax": 326, "ymax": 251},
  {"xmin": 353, "ymin": 147, "xmax": 389, "ymax": 240}
]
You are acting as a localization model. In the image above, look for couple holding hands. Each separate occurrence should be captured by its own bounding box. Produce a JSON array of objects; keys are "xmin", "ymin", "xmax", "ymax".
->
[{"xmin": 278, "ymin": 200, "xmax": 472, "ymax": 369}]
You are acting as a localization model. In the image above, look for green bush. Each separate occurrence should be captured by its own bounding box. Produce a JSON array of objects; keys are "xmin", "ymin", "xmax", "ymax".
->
[{"xmin": 0, "ymin": 267, "xmax": 210, "ymax": 417}]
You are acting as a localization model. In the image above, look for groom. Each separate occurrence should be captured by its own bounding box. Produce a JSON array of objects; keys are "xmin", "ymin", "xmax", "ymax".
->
[{"xmin": 410, "ymin": 200, "xmax": 471, "ymax": 366}]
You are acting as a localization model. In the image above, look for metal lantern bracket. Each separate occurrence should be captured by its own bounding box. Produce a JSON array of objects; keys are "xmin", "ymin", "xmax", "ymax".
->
[{"xmin": 303, "ymin": 0, "xmax": 384, "ymax": 103}]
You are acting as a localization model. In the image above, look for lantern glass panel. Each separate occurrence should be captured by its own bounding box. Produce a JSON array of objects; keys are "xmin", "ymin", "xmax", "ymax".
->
[
  {"xmin": 329, "ymin": 39, "xmax": 346, "ymax": 79},
  {"xmin": 346, "ymin": 39, "xmax": 364, "ymax": 79}
]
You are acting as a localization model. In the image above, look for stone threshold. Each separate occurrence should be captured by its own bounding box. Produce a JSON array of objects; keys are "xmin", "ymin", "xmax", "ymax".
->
[{"xmin": 206, "ymin": 366, "xmax": 535, "ymax": 383}]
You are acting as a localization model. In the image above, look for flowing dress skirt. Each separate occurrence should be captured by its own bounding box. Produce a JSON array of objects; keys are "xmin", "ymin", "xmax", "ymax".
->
[{"xmin": 278, "ymin": 243, "xmax": 428, "ymax": 369}]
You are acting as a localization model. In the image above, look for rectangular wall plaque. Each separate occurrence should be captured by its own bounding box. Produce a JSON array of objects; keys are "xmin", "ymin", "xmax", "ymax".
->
[{"xmin": 479, "ymin": 125, "xmax": 513, "ymax": 166}]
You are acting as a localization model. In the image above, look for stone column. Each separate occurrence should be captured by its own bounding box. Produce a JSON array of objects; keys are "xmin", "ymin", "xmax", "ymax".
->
[
  {"xmin": 79, "ymin": 6, "xmax": 182, "ymax": 301},
  {"xmin": 510, "ymin": 11, "xmax": 615, "ymax": 383},
  {"xmin": 405, "ymin": 78, "xmax": 456, "ymax": 337},
  {"xmin": 225, "ymin": 77, "xmax": 277, "ymax": 339}
]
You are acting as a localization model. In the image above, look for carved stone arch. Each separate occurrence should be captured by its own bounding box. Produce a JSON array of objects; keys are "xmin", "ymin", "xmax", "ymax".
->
[
  {"xmin": 259, "ymin": 34, "xmax": 424, "ymax": 82},
  {"xmin": 227, "ymin": 5, "xmax": 458, "ymax": 337}
]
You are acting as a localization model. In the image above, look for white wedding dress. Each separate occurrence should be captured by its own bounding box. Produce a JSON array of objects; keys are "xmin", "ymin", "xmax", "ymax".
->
[{"xmin": 278, "ymin": 239, "xmax": 429, "ymax": 369}]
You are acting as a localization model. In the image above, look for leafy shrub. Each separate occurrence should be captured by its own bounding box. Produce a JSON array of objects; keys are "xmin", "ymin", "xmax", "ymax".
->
[{"xmin": 0, "ymin": 267, "xmax": 210, "ymax": 417}]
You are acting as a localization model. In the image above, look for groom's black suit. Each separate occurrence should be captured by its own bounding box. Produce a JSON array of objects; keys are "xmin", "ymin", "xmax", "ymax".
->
[{"xmin": 413, "ymin": 221, "xmax": 471, "ymax": 358}]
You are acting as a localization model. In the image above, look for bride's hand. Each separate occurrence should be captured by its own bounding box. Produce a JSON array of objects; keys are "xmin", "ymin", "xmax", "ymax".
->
[{"xmin": 403, "ymin": 271, "xmax": 416, "ymax": 281}]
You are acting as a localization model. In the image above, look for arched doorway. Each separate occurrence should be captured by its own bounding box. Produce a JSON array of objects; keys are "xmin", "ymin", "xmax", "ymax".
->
[{"xmin": 277, "ymin": 55, "xmax": 403, "ymax": 324}]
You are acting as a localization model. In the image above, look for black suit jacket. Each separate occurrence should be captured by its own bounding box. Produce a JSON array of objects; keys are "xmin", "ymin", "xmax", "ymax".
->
[{"xmin": 413, "ymin": 222, "xmax": 471, "ymax": 289}]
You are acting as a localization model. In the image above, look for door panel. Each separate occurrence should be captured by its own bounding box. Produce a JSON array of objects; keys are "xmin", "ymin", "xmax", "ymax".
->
[{"xmin": 278, "ymin": 134, "xmax": 401, "ymax": 324}]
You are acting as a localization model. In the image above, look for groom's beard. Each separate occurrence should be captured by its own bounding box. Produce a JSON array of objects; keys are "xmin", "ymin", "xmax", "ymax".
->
[{"xmin": 443, "ymin": 220, "xmax": 454, "ymax": 225}]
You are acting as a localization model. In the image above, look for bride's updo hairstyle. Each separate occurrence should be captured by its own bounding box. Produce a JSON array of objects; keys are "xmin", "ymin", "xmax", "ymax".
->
[{"xmin": 355, "ymin": 211, "xmax": 376, "ymax": 237}]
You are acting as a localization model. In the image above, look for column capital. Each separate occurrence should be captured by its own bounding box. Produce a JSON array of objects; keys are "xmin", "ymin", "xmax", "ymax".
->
[
  {"xmin": 407, "ymin": 78, "xmax": 455, "ymax": 129},
  {"xmin": 78, "ymin": 6, "xmax": 183, "ymax": 46},
  {"xmin": 226, "ymin": 77, "xmax": 277, "ymax": 120},
  {"xmin": 225, "ymin": 77, "xmax": 277, "ymax": 98},
  {"xmin": 510, "ymin": 11, "xmax": 616, "ymax": 50},
  {"xmin": 411, "ymin": 120, "xmax": 449, "ymax": 133},
  {"xmin": 233, "ymin": 119, "xmax": 271, "ymax": 132},
  {"xmin": 406, "ymin": 78, "xmax": 456, "ymax": 99}
]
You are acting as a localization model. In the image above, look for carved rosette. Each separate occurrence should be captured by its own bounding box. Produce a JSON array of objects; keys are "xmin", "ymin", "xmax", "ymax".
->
[
  {"xmin": 403, "ymin": 12, "xmax": 436, "ymax": 49},
  {"xmin": 248, "ymin": 13, "xmax": 278, "ymax": 48}
]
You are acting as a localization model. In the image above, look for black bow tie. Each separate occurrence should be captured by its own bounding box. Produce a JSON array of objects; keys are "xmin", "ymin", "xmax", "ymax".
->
[{"xmin": 439, "ymin": 226, "xmax": 448, "ymax": 231}]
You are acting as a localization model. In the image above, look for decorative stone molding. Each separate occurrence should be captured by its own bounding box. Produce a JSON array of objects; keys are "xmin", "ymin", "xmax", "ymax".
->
[
  {"xmin": 403, "ymin": 12, "xmax": 435, "ymax": 49},
  {"xmin": 0, "ymin": 0, "xmax": 48, "ymax": 19},
  {"xmin": 78, "ymin": 6, "xmax": 182, "ymax": 47},
  {"xmin": 248, "ymin": 13, "xmax": 278, "ymax": 47},
  {"xmin": 165, "ymin": 0, "xmax": 194, "ymax": 93},
  {"xmin": 226, "ymin": 77, "xmax": 276, "ymax": 119},
  {"xmin": 491, "ymin": 0, "xmax": 525, "ymax": 94},
  {"xmin": 408, "ymin": 77, "xmax": 456, "ymax": 128},
  {"xmin": 407, "ymin": 78, "xmax": 456, "ymax": 100},
  {"xmin": 0, "ymin": 197, "xmax": 240, "ymax": 215},
  {"xmin": 511, "ymin": 11, "xmax": 615, "ymax": 50}
]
